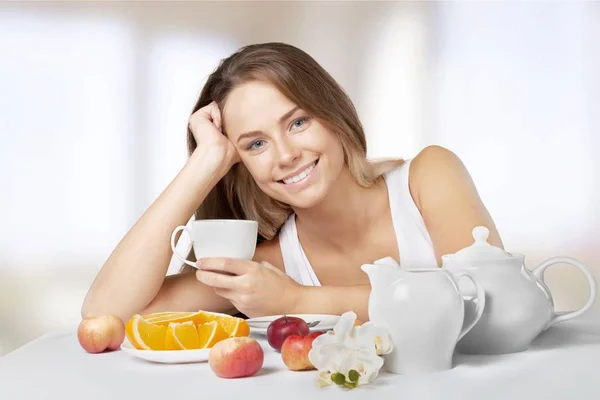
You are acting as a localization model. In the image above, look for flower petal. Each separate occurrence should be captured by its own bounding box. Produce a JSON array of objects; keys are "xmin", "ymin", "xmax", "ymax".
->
[
  {"xmin": 333, "ymin": 311, "xmax": 357, "ymax": 339},
  {"xmin": 337, "ymin": 348, "xmax": 358, "ymax": 375},
  {"xmin": 356, "ymin": 322, "xmax": 394, "ymax": 355},
  {"xmin": 355, "ymin": 349, "xmax": 385, "ymax": 384}
]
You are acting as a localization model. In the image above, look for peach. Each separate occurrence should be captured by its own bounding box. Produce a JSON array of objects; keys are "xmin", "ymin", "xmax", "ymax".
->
[
  {"xmin": 77, "ymin": 315, "xmax": 125, "ymax": 354},
  {"xmin": 281, "ymin": 331, "xmax": 323, "ymax": 371},
  {"xmin": 209, "ymin": 337, "xmax": 264, "ymax": 378}
]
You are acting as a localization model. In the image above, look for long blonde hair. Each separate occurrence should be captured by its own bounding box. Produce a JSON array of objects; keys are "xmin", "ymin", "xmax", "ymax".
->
[{"xmin": 182, "ymin": 42, "xmax": 402, "ymax": 270}]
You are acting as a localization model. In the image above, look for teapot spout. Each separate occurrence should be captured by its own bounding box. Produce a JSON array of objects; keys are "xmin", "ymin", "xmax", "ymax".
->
[{"xmin": 361, "ymin": 257, "xmax": 403, "ymax": 291}]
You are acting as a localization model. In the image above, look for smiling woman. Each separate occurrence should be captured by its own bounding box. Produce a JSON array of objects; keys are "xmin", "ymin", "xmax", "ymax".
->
[
  {"xmin": 81, "ymin": 42, "xmax": 503, "ymax": 323},
  {"xmin": 190, "ymin": 44, "xmax": 393, "ymax": 242}
]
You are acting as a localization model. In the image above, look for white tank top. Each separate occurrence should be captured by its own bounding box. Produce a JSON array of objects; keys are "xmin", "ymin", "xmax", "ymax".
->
[{"xmin": 278, "ymin": 159, "xmax": 438, "ymax": 286}]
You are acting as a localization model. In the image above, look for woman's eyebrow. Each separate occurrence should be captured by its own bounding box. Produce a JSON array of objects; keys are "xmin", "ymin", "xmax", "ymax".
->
[{"xmin": 236, "ymin": 106, "xmax": 300, "ymax": 144}]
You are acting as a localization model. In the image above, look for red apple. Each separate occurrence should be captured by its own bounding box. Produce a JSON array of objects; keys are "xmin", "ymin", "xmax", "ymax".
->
[
  {"xmin": 281, "ymin": 331, "xmax": 324, "ymax": 371},
  {"xmin": 266, "ymin": 315, "xmax": 310, "ymax": 352},
  {"xmin": 209, "ymin": 337, "xmax": 264, "ymax": 379},
  {"xmin": 77, "ymin": 315, "xmax": 125, "ymax": 353}
]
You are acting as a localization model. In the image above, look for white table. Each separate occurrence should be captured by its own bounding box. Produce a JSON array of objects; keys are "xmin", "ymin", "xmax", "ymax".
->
[{"xmin": 2, "ymin": 311, "xmax": 600, "ymax": 400}]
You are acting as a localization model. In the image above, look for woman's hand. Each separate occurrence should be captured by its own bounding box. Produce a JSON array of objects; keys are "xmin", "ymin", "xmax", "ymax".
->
[
  {"xmin": 188, "ymin": 101, "xmax": 240, "ymax": 170},
  {"xmin": 195, "ymin": 258, "xmax": 303, "ymax": 318}
]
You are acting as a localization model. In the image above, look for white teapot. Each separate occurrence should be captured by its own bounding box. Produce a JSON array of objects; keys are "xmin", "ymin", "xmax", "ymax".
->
[
  {"xmin": 361, "ymin": 257, "xmax": 485, "ymax": 375},
  {"xmin": 442, "ymin": 226, "xmax": 598, "ymax": 355}
]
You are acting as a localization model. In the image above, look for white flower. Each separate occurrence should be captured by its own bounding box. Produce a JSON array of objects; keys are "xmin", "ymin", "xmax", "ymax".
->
[
  {"xmin": 308, "ymin": 311, "xmax": 393, "ymax": 389},
  {"xmin": 355, "ymin": 321, "xmax": 394, "ymax": 356}
]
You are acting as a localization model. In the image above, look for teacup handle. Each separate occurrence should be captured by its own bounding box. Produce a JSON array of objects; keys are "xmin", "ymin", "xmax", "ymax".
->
[
  {"xmin": 532, "ymin": 256, "xmax": 597, "ymax": 328},
  {"xmin": 170, "ymin": 225, "xmax": 197, "ymax": 268},
  {"xmin": 455, "ymin": 271, "xmax": 486, "ymax": 342}
]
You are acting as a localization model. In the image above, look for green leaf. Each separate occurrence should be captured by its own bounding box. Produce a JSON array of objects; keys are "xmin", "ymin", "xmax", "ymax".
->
[
  {"xmin": 331, "ymin": 372, "xmax": 346, "ymax": 386},
  {"xmin": 348, "ymin": 369, "xmax": 359, "ymax": 383}
]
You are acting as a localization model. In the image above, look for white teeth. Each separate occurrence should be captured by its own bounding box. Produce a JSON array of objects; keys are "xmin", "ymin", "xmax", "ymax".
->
[{"xmin": 282, "ymin": 162, "xmax": 316, "ymax": 184}]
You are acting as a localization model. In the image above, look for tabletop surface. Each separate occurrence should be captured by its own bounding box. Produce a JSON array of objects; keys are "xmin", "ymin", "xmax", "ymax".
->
[{"xmin": 2, "ymin": 310, "xmax": 600, "ymax": 400}]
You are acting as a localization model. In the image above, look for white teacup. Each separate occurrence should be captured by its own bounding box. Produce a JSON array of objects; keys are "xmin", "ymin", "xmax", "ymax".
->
[{"xmin": 170, "ymin": 219, "xmax": 258, "ymax": 268}]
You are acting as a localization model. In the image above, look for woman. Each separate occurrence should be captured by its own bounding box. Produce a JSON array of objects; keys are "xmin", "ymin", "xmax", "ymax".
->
[{"xmin": 82, "ymin": 42, "xmax": 503, "ymax": 323}]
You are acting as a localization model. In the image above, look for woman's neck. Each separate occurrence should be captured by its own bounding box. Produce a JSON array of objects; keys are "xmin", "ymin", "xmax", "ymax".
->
[{"xmin": 292, "ymin": 167, "xmax": 388, "ymax": 253}]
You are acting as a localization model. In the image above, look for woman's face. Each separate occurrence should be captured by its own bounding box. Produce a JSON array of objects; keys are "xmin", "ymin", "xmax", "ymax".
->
[{"xmin": 222, "ymin": 80, "xmax": 345, "ymax": 209}]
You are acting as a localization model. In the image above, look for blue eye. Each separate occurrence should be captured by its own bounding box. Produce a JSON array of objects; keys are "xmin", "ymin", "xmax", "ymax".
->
[
  {"xmin": 248, "ymin": 140, "xmax": 266, "ymax": 150},
  {"xmin": 291, "ymin": 116, "xmax": 310, "ymax": 130}
]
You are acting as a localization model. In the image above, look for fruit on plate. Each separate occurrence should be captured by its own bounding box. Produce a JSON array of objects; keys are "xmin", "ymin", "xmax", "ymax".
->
[
  {"xmin": 213, "ymin": 315, "xmax": 251, "ymax": 337},
  {"xmin": 267, "ymin": 315, "xmax": 310, "ymax": 352},
  {"xmin": 124, "ymin": 310, "xmax": 250, "ymax": 351},
  {"xmin": 126, "ymin": 314, "xmax": 168, "ymax": 350},
  {"xmin": 198, "ymin": 320, "xmax": 230, "ymax": 348},
  {"xmin": 164, "ymin": 321, "xmax": 200, "ymax": 350},
  {"xmin": 281, "ymin": 331, "xmax": 324, "ymax": 371},
  {"xmin": 144, "ymin": 311, "xmax": 205, "ymax": 325},
  {"xmin": 209, "ymin": 337, "xmax": 264, "ymax": 378},
  {"xmin": 77, "ymin": 315, "xmax": 125, "ymax": 354}
]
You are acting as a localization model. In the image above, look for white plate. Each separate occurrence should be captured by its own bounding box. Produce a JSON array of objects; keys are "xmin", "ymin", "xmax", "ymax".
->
[
  {"xmin": 246, "ymin": 314, "xmax": 340, "ymax": 335},
  {"xmin": 120, "ymin": 340, "xmax": 210, "ymax": 364}
]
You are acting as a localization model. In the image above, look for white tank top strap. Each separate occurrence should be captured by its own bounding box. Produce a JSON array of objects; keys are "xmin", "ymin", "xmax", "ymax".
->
[
  {"xmin": 278, "ymin": 214, "xmax": 322, "ymax": 286},
  {"xmin": 383, "ymin": 159, "xmax": 438, "ymax": 269}
]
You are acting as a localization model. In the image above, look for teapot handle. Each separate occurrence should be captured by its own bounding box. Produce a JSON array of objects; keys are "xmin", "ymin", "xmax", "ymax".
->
[
  {"xmin": 455, "ymin": 271, "xmax": 486, "ymax": 342},
  {"xmin": 532, "ymin": 256, "xmax": 597, "ymax": 328}
]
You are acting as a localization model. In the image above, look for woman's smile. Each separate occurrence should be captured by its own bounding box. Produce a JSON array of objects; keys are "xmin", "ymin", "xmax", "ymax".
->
[{"xmin": 278, "ymin": 158, "xmax": 319, "ymax": 189}]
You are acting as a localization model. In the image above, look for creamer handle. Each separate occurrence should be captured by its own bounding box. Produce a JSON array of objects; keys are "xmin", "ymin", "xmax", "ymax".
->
[
  {"xmin": 532, "ymin": 257, "xmax": 597, "ymax": 328},
  {"xmin": 455, "ymin": 271, "xmax": 486, "ymax": 341}
]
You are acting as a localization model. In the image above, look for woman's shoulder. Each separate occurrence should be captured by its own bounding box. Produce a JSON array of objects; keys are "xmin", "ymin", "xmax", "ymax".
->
[
  {"xmin": 373, "ymin": 145, "xmax": 464, "ymax": 186},
  {"xmin": 411, "ymin": 144, "xmax": 464, "ymax": 169},
  {"xmin": 408, "ymin": 145, "xmax": 472, "ymax": 206},
  {"xmin": 408, "ymin": 145, "xmax": 504, "ymax": 255}
]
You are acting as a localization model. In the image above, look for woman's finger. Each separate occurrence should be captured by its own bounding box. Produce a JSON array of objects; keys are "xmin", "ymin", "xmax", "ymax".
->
[
  {"xmin": 208, "ymin": 102, "xmax": 222, "ymax": 131},
  {"xmin": 198, "ymin": 257, "xmax": 252, "ymax": 275},
  {"xmin": 196, "ymin": 269, "xmax": 239, "ymax": 289}
]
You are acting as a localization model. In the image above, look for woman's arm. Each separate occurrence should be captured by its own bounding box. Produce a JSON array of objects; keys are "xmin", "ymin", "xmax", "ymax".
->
[
  {"xmin": 292, "ymin": 285, "xmax": 371, "ymax": 322},
  {"xmin": 82, "ymin": 101, "xmax": 239, "ymax": 322},
  {"xmin": 409, "ymin": 145, "xmax": 504, "ymax": 262},
  {"xmin": 196, "ymin": 238, "xmax": 373, "ymax": 321},
  {"xmin": 81, "ymin": 151, "xmax": 232, "ymax": 322}
]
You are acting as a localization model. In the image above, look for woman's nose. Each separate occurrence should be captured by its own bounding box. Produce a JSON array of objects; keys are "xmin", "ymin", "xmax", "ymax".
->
[{"xmin": 276, "ymin": 138, "xmax": 301, "ymax": 167}]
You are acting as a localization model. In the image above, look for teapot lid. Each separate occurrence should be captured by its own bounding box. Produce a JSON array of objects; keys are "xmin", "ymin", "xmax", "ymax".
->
[{"xmin": 449, "ymin": 226, "xmax": 513, "ymax": 260}]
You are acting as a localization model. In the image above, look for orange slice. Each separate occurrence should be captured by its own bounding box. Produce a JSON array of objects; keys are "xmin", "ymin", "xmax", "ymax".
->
[
  {"xmin": 164, "ymin": 321, "xmax": 200, "ymax": 350},
  {"xmin": 144, "ymin": 312, "xmax": 190, "ymax": 322},
  {"xmin": 218, "ymin": 317, "xmax": 250, "ymax": 337},
  {"xmin": 198, "ymin": 311, "xmax": 250, "ymax": 337},
  {"xmin": 125, "ymin": 314, "xmax": 167, "ymax": 350},
  {"xmin": 142, "ymin": 311, "xmax": 182, "ymax": 319},
  {"xmin": 145, "ymin": 311, "xmax": 206, "ymax": 326},
  {"xmin": 197, "ymin": 320, "xmax": 229, "ymax": 348},
  {"xmin": 198, "ymin": 311, "xmax": 235, "ymax": 322}
]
